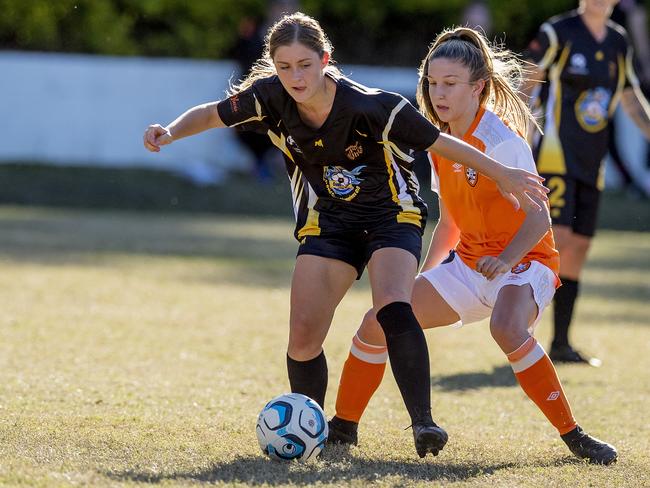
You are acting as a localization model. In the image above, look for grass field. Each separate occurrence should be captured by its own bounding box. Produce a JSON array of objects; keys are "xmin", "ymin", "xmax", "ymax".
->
[{"xmin": 0, "ymin": 205, "xmax": 649, "ymax": 487}]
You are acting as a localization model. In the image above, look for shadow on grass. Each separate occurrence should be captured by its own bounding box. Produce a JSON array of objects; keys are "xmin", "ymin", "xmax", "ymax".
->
[
  {"xmin": 104, "ymin": 453, "xmax": 522, "ymax": 485},
  {"xmin": 432, "ymin": 365, "xmax": 517, "ymax": 391},
  {"xmin": 583, "ymin": 281, "xmax": 650, "ymax": 302}
]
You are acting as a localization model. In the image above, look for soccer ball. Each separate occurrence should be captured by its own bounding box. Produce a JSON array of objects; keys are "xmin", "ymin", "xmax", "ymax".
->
[{"xmin": 256, "ymin": 393, "xmax": 328, "ymax": 462}]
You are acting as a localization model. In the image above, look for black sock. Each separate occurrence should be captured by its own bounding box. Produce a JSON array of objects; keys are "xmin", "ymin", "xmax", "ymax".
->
[
  {"xmin": 552, "ymin": 278, "xmax": 579, "ymax": 348},
  {"xmin": 286, "ymin": 350, "xmax": 327, "ymax": 409},
  {"xmin": 376, "ymin": 301, "xmax": 432, "ymax": 424}
]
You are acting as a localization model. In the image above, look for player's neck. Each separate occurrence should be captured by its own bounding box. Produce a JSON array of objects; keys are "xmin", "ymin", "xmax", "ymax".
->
[
  {"xmin": 296, "ymin": 76, "xmax": 337, "ymax": 129},
  {"xmin": 449, "ymin": 104, "xmax": 480, "ymax": 139},
  {"xmin": 579, "ymin": 11, "xmax": 609, "ymax": 42}
]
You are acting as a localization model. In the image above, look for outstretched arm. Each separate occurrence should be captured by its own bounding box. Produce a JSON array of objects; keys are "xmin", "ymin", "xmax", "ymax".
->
[
  {"xmin": 143, "ymin": 102, "xmax": 226, "ymax": 152},
  {"xmin": 428, "ymin": 133, "xmax": 549, "ymax": 210}
]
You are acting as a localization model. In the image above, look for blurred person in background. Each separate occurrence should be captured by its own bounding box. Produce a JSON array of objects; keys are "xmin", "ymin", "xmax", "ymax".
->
[
  {"xmin": 461, "ymin": 0, "xmax": 493, "ymax": 37},
  {"xmin": 231, "ymin": 15, "xmax": 276, "ymax": 182},
  {"xmin": 144, "ymin": 12, "xmax": 548, "ymax": 458},
  {"xmin": 329, "ymin": 26, "xmax": 617, "ymax": 466},
  {"xmin": 608, "ymin": 0, "xmax": 650, "ymax": 197},
  {"xmin": 523, "ymin": 0, "xmax": 650, "ymax": 365}
]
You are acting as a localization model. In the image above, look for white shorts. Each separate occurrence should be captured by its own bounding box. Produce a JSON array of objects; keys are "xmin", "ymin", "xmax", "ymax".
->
[{"xmin": 420, "ymin": 251, "xmax": 557, "ymax": 333}]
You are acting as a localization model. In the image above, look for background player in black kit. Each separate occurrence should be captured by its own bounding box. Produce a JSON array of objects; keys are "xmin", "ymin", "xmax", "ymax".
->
[
  {"xmin": 144, "ymin": 12, "xmax": 547, "ymax": 457},
  {"xmin": 525, "ymin": 0, "xmax": 650, "ymax": 365}
]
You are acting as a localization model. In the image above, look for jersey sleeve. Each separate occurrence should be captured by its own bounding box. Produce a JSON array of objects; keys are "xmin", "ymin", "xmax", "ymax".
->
[
  {"xmin": 381, "ymin": 97, "xmax": 440, "ymax": 157},
  {"xmin": 428, "ymin": 152, "xmax": 441, "ymax": 194},
  {"xmin": 487, "ymin": 137, "xmax": 537, "ymax": 174},
  {"xmin": 217, "ymin": 83, "xmax": 272, "ymax": 134},
  {"xmin": 525, "ymin": 22, "xmax": 559, "ymax": 71},
  {"xmin": 624, "ymin": 38, "xmax": 641, "ymax": 89}
]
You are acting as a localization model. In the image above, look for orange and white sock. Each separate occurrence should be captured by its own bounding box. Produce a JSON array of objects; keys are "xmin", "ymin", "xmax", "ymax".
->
[
  {"xmin": 507, "ymin": 336, "xmax": 577, "ymax": 435},
  {"xmin": 334, "ymin": 334, "xmax": 388, "ymax": 423}
]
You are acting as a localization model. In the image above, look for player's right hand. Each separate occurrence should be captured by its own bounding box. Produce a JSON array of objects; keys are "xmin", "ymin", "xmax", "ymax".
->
[{"xmin": 143, "ymin": 124, "xmax": 173, "ymax": 152}]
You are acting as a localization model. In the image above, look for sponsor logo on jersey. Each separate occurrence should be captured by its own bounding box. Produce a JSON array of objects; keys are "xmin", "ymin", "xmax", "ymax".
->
[
  {"xmin": 345, "ymin": 141, "xmax": 363, "ymax": 160},
  {"xmin": 465, "ymin": 166, "xmax": 478, "ymax": 187},
  {"xmin": 229, "ymin": 94, "xmax": 240, "ymax": 113},
  {"xmin": 511, "ymin": 262, "xmax": 531, "ymax": 274},
  {"xmin": 453, "ymin": 163, "xmax": 463, "ymax": 173},
  {"xmin": 568, "ymin": 52, "xmax": 588, "ymax": 74},
  {"xmin": 314, "ymin": 139, "xmax": 324, "ymax": 147},
  {"xmin": 575, "ymin": 87, "xmax": 610, "ymax": 132},
  {"xmin": 286, "ymin": 135, "xmax": 302, "ymax": 154},
  {"xmin": 324, "ymin": 165, "xmax": 366, "ymax": 200}
]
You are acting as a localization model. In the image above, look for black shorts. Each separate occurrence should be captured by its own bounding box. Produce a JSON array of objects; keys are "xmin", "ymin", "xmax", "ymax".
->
[
  {"xmin": 296, "ymin": 221, "xmax": 423, "ymax": 279},
  {"xmin": 542, "ymin": 173, "xmax": 601, "ymax": 237}
]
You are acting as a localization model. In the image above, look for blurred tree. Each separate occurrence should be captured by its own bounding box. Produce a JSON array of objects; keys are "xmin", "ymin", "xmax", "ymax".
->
[{"xmin": 0, "ymin": 0, "xmax": 579, "ymax": 63}]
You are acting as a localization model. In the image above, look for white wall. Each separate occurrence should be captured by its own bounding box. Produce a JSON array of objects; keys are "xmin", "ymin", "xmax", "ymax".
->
[
  {"xmin": 3, "ymin": 50, "xmax": 645, "ymax": 190},
  {"xmin": 0, "ymin": 51, "xmax": 418, "ymax": 184},
  {"xmin": 1, "ymin": 51, "xmax": 251, "ymax": 183}
]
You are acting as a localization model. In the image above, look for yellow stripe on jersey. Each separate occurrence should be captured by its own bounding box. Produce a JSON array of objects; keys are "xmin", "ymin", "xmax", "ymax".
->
[
  {"xmin": 552, "ymin": 44, "xmax": 571, "ymax": 126},
  {"xmin": 267, "ymin": 130, "xmax": 295, "ymax": 163},
  {"xmin": 380, "ymin": 100, "xmax": 423, "ymax": 227},
  {"xmin": 609, "ymin": 54, "xmax": 627, "ymax": 117},
  {"xmin": 625, "ymin": 48, "xmax": 641, "ymax": 88},
  {"xmin": 291, "ymin": 169, "xmax": 320, "ymax": 239},
  {"xmin": 536, "ymin": 44, "xmax": 571, "ymax": 175},
  {"xmin": 228, "ymin": 95, "xmax": 267, "ymax": 127},
  {"xmin": 290, "ymin": 166, "xmax": 303, "ymax": 210},
  {"xmin": 298, "ymin": 190, "xmax": 320, "ymax": 239},
  {"xmin": 539, "ymin": 22, "xmax": 559, "ymax": 70}
]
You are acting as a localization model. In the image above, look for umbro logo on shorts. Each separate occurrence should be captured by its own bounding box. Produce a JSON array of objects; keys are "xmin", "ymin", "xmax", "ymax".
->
[{"xmin": 547, "ymin": 391, "xmax": 560, "ymax": 401}]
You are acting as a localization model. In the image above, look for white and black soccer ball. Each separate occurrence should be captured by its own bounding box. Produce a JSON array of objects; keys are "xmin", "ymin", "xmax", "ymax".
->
[{"xmin": 256, "ymin": 393, "xmax": 328, "ymax": 462}]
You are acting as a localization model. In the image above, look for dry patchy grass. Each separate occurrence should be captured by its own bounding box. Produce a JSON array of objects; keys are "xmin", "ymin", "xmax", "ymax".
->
[{"xmin": 0, "ymin": 206, "xmax": 649, "ymax": 487}]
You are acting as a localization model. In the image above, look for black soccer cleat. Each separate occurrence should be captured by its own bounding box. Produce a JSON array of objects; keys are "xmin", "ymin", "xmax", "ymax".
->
[
  {"xmin": 413, "ymin": 420, "xmax": 448, "ymax": 458},
  {"xmin": 549, "ymin": 344, "xmax": 602, "ymax": 367},
  {"xmin": 327, "ymin": 416, "xmax": 358, "ymax": 446},
  {"xmin": 561, "ymin": 426, "xmax": 617, "ymax": 465}
]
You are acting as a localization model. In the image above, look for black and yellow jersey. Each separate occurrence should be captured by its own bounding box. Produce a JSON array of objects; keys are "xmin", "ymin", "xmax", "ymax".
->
[
  {"xmin": 526, "ymin": 10, "xmax": 639, "ymax": 187},
  {"xmin": 217, "ymin": 75, "xmax": 438, "ymax": 241}
]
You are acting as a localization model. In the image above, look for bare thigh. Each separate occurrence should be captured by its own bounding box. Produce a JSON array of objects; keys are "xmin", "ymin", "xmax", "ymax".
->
[
  {"xmin": 412, "ymin": 275, "xmax": 461, "ymax": 329},
  {"xmin": 357, "ymin": 273, "xmax": 461, "ymax": 346},
  {"xmin": 288, "ymin": 254, "xmax": 357, "ymax": 360},
  {"xmin": 490, "ymin": 284, "xmax": 538, "ymax": 353}
]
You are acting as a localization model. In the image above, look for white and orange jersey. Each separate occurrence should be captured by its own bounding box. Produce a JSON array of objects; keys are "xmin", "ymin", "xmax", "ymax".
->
[{"xmin": 429, "ymin": 107, "xmax": 560, "ymax": 280}]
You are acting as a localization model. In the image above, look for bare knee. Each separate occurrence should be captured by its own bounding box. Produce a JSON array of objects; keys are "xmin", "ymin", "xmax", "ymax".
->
[
  {"xmin": 288, "ymin": 313, "xmax": 325, "ymax": 360},
  {"xmin": 357, "ymin": 309, "xmax": 386, "ymax": 346},
  {"xmin": 489, "ymin": 313, "xmax": 529, "ymax": 353}
]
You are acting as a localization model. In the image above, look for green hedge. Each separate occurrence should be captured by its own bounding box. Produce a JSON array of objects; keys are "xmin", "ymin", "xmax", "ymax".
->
[{"xmin": 0, "ymin": 0, "xmax": 575, "ymax": 64}]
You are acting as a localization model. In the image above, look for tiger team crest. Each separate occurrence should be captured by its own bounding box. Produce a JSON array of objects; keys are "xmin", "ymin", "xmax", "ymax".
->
[
  {"xmin": 465, "ymin": 166, "xmax": 478, "ymax": 187},
  {"xmin": 511, "ymin": 262, "xmax": 531, "ymax": 274},
  {"xmin": 575, "ymin": 87, "xmax": 610, "ymax": 133},
  {"xmin": 345, "ymin": 141, "xmax": 363, "ymax": 160},
  {"xmin": 324, "ymin": 165, "xmax": 366, "ymax": 200}
]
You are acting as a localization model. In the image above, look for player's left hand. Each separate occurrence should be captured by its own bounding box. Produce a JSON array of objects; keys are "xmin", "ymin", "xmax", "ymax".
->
[
  {"xmin": 476, "ymin": 256, "xmax": 510, "ymax": 281},
  {"xmin": 497, "ymin": 167, "xmax": 549, "ymax": 211}
]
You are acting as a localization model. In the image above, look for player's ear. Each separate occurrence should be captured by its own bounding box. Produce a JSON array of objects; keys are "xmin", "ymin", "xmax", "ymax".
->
[
  {"xmin": 321, "ymin": 51, "xmax": 330, "ymax": 68},
  {"xmin": 473, "ymin": 78, "xmax": 486, "ymax": 97}
]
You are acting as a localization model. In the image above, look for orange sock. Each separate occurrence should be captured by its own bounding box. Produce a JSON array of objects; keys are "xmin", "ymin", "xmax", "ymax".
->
[
  {"xmin": 334, "ymin": 334, "xmax": 388, "ymax": 423},
  {"xmin": 507, "ymin": 337, "xmax": 577, "ymax": 435}
]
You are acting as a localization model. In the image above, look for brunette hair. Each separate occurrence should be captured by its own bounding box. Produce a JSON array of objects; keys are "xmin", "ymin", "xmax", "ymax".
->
[{"xmin": 229, "ymin": 12, "xmax": 340, "ymax": 95}]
